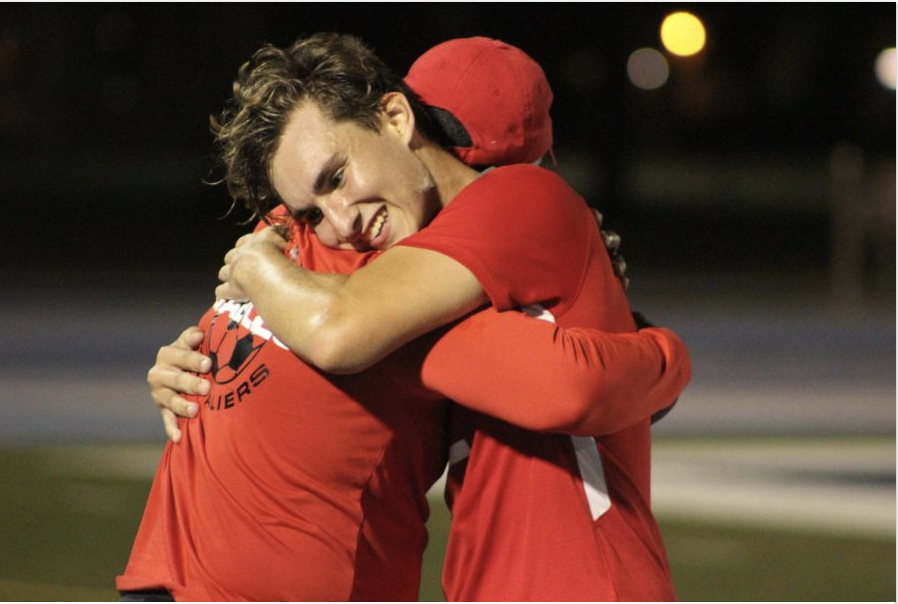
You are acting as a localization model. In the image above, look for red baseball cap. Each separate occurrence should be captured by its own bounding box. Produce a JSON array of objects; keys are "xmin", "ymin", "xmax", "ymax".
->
[{"xmin": 405, "ymin": 37, "xmax": 554, "ymax": 167}]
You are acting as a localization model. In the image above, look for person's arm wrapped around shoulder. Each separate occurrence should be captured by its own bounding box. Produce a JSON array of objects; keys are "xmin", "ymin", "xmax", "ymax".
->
[{"xmin": 419, "ymin": 308, "xmax": 691, "ymax": 436}]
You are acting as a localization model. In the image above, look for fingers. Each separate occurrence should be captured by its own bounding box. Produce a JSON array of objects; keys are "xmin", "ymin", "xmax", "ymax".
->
[
  {"xmin": 173, "ymin": 366, "xmax": 211, "ymax": 397},
  {"xmin": 611, "ymin": 255, "xmax": 627, "ymax": 278},
  {"xmin": 271, "ymin": 223, "xmax": 290, "ymax": 240},
  {"xmin": 231, "ymin": 230, "xmax": 282, "ymax": 252},
  {"xmin": 234, "ymin": 232, "xmax": 255, "ymax": 247},
  {"xmin": 603, "ymin": 230, "xmax": 628, "ymax": 290},
  {"xmin": 217, "ymin": 229, "xmax": 288, "ymax": 302},
  {"xmin": 162, "ymin": 408, "xmax": 182, "ymax": 443},
  {"xmin": 165, "ymin": 391, "xmax": 201, "ymax": 419},
  {"xmin": 149, "ymin": 325, "xmax": 211, "ymax": 442},
  {"xmin": 218, "ymin": 236, "xmax": 249, "ymax": 285},
  {"xmin": 148, "ymin": 336, "xmax": 211, "ymax": 426},
  {"xmin": 176, "ymin": 326, "xmax": 205, "ymax": 350},
  {"xmin": 148, "ymin": 381, "xmax": 202, "ymax": 418},
  {"xmin": 260, "ymin": 226, "xmax": 289, "ymax": 245},
  {"xmin": 611, "ymin": 256, "xmax": 629, "ymax": 290},
  {"xmin": 602, "ymin": 230, "xmax": 621, "ymax": 257},
  {"xmin": 156, "ymin": 341, "xmax": 211, "ymax": 375},
  {"xmin": 148, "ymin": 363, "xmax": 210, "ymax": 397},
  {"xmin": 215, "ymin": 282, "xmax": 248, "ymax": 302},
  {"xmin": 217, "ymin": 261, "xmax": 248, "ymax": 301},
  {"xmin": 589, "ymin": 211, "xmax": 630, "ymax": 289}
]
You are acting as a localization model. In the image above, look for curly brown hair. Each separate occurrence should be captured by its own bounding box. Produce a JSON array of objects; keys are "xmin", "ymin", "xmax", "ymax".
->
[{"xmin": 210, "ymin": 32, "xmax": 444, "ymax": 221}]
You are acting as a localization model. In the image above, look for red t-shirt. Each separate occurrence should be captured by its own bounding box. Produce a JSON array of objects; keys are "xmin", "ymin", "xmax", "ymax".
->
[
  {"xmin": 116, "ymin": 222, "xmax": 450, "ymax": 601},
  {"xmin": 118, "ymin": 195, "xmax": 688, "ymax": 600},
  {"xmin": 401, "ymin": 164, "xmax": 677, "ymax": 601}
]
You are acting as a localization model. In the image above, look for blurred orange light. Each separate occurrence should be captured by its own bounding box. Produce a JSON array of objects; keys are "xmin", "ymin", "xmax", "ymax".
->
[
  {"xmin": 875, "ymin": 48, "xmax": 896, "ymax": 90},
  {"xmin": 660, "ymin": 12, "xmax": 706, "ymax": 57}
]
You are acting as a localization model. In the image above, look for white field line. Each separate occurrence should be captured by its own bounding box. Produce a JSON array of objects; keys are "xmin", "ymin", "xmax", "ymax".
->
[
  {"xmin": 652, "ymin": 463, "xmax": 894, "ymax": 538},
  {"xmin": 650, "ymin": 439, "xmax": 895, "ymax": 538},
  {"xmin": 654, "ymin": 383, "xmax": 895, "ymax": 435},
  {"xmin": 45, "ymin": 439, "xmax": 895, "ymax": 539}
]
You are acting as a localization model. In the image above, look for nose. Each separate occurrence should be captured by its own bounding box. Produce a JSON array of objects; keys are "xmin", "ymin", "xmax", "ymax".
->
[{"xmin": 319, "ymin": 195, "xmax": 363, "ymax": 243}]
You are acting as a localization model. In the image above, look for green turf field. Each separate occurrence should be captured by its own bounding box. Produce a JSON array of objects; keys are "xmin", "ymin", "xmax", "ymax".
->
[
  {"xmin": 419, "ymin": 497, "xmax": 896, "ymax": 602},
  {"xmin": 0, "ymin": 442, "xmax": 893, "ymax": 601}
]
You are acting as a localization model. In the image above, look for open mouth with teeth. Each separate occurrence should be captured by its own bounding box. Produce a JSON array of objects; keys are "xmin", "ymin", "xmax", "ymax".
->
[{"xmin": 364, "ymin": 206, "xmax": 388, "ymax": 247}]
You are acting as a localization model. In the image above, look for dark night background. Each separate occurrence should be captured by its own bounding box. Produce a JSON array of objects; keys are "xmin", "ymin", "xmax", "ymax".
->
[
  {"xmin": 0, "ymin": 4, "xmax": 894, "ymax": 602},
  {"xmin": 0, "ymin": 3, "xmax": 893, "ymax": 292}
]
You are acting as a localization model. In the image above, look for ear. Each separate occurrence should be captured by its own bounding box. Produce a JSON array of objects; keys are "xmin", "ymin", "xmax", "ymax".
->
[{"xmin": 379, "ymin": 92, "xmax": 416, "ymax": 147}]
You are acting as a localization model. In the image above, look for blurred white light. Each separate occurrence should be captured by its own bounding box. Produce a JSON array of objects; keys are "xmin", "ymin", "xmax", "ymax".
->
[
  {"xmin": 627, "ymin": 48, "xmax": 669, "ymax": 90},
  {"xmin": 874, "ymin": 48, "xmax": 896, "ymax": 90},
  {"xmin": 661, "ymin": 12, "xmax": 706, "ymax": 57}
]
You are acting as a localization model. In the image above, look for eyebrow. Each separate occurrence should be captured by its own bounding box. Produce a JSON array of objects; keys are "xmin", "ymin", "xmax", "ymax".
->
[{"xmin": 312, "ymin": 154, "xmax": 344, "ymax": 195}]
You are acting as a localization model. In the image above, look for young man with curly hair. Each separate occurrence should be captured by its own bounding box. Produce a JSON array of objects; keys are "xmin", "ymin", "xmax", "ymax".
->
[{"xmin": 123, "ymin": 34, "xmax": 688, "ymax": 601}]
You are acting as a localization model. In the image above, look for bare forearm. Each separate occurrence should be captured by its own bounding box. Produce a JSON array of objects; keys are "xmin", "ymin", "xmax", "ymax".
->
[
  {"xmin": 231, "ymin": 244, "xmax": 357, "ymax": 370},
  {"xmin": 226, "ymin": 233, "xmax": 487, "ymax": 373}
]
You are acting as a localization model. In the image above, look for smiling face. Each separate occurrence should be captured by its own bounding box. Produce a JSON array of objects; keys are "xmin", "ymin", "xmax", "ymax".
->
[{"xmin": 270, "ymin": 96, "xmax": 442, "ymax": 251}]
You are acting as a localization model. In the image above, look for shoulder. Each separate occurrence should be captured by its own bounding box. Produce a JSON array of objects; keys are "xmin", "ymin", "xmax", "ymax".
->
[
  {"xmin": 400, "ymin": 163, "xmax": 594, "ymax": 312},
  {"xmin": 489, "ymin": 163, "xmax": 570, "ymax": 185},
  {"xmin": 441, "ymin": 164, "xmax": 586, "ymax": 229},
  {"xmin": 465, "ymin": 164, "xmax": 577, "ymax": 201}
]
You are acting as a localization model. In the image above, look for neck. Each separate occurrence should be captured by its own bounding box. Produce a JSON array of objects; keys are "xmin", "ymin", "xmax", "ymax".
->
[{"xmin": 414, "ymin": 140, "xmax": 479, "ymax": 209}]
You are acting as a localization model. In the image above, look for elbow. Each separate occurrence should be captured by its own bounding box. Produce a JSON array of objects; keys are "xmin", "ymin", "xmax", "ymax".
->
[
  {"xmin": 542, "ymin": 363, "xmax": 634, "ymax": 435},
  {"xmin": 654, "ymin": 327, "xmax": 693, "ymax": 393},
  {"xmin": 553, "ymin": 391, "xmax": 606, "ymax": 436},
  {"xmin": 527, "ymin": 382, "xmax": 607, "ymax": 436},
  {"xmin": 304, "ymin": 339, "xmax": 354, "ymax": 374},
  {"xmin": 679, "ymin": 340, "xmax": 694, "ymax": 389}
]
